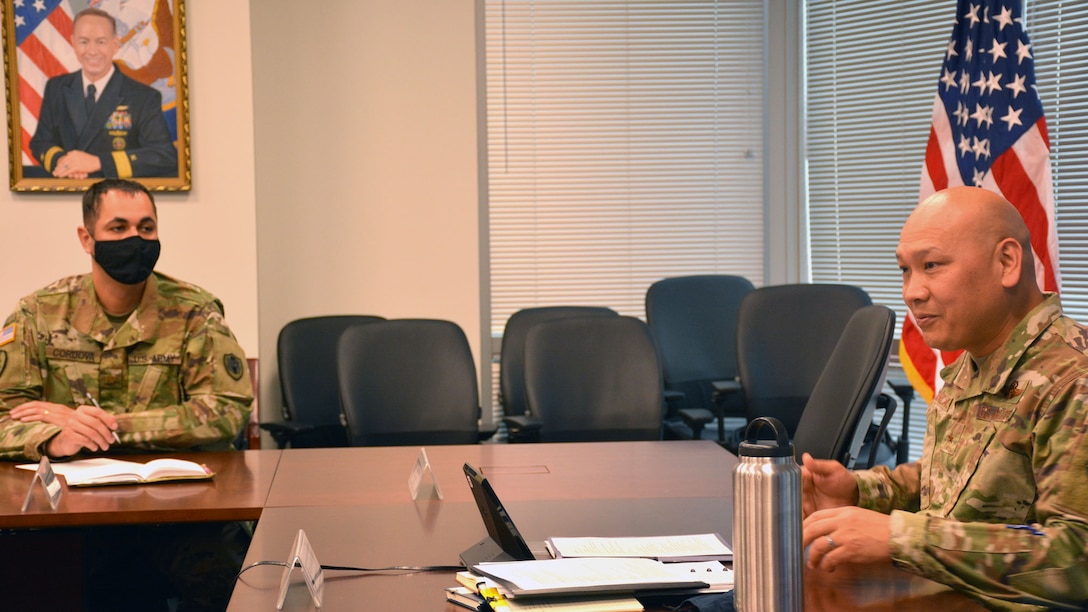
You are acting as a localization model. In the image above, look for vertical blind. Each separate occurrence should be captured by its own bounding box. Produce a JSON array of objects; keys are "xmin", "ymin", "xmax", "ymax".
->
[
  {"xmin": 806, "ymin": 0, "xmax": 1088, "ymax": 461},
  {"xmin": 484, "ymin": 0, "xmax": 766, "ymax": 338},
  {"xmin": 805, "ymin": 1, "xmax": 952, "ymax": 313}
]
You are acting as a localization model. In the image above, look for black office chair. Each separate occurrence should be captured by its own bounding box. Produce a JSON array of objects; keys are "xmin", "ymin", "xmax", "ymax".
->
[
  {"xmin": 695, "ymin": 283, "xmax": 872, "ymax": 450},
  {"xmin": 336, "ymin": 318, "xmax": 480, "ymax": 446},
  {"xmin": 260, "ymin": 315, "xmax": 384, "ymax": 448},
  {"xmin": 499, "ymin": 306, "xmax": 618, "ymax": 441},
  {"xmin": 517, "ymin": 316, "xmax": 664, "ymax": 442},
  {"xmin": 792, "ymin": 305, "xmax": 896, "ymax": 468},
  {"xmin": 645, "ymin": 275, "xmax": 755, "ymax": 440}
]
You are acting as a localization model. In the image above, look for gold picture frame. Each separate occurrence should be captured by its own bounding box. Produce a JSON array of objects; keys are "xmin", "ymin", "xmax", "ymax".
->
[{"xmin": 1, "ymin": 0, "xmax": 190, "ymax": 192}]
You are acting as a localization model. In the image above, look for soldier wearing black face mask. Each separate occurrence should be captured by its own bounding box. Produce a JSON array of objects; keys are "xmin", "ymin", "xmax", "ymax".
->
[
  {"xmin": 0, "ymin": 178, "xmax": 254, "ymax": 610},
  {"xmin": 93, "ymin": 233, "xmax": 162, "ymax": 285}
]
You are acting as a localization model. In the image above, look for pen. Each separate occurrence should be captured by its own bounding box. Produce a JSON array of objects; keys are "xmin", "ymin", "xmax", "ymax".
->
[
  {"xmin": 84, "ymin": 392, "xmax": 122, "ymax": 445},
  {"xmin": 1007, "ymin": 524, "xmax": 1045, "ymax": 536}
]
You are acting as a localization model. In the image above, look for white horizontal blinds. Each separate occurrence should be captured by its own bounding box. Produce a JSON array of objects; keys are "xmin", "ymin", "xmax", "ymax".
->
[
  {"xmin": 486, "ymin": 0, "xmax": 765, "ymax": 335},
  {"xmin": 1028, "ymin": 3, "xmax": 1088, "ymax": 323},
  {"xmin": 805, "ymin": 0, "xmax": 952, "ymax": 315}
]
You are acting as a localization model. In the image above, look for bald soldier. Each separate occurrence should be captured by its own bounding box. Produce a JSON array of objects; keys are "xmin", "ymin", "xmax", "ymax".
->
[
  {"xmin": 802, "ymin": 186, "xmax": 1088, "ymax": 610},
  {"xmin": 0, "ymin": 178, "xmax": 252, "ymax": 610}
]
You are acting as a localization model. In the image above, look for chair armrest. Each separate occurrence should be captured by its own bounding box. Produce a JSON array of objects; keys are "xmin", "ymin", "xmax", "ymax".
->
[
  {"xmin": 259, "ymin": 422, "xmax": 316, "ymax": 449},
  {"xmin": 711, "ymin": 379, "xmax": 741, "ymax": 395},
  {"xmin": 865, "ymin": 393, "xmax": 898, "ymax": 469},
  {"xmin": 711, "ymin": 379, "xmax": 742, "ymax": 408},
  {"xmin": 678, "ymin": 408, "xmax": 715, "ymax": 426},
  {"xmin": 503, "ymin": 415, "xmax": 543, "ymax": 431},
  {"xmin": 677, "ymin": 408, "xmax": 715, "ymax": 440},
  {"xmin": 663, "ymin": 389, "xmax": 686, "ymax": 405},
  {"xmin": 503, "ymin": 415, "xmax": 543, "ymax": 442}
]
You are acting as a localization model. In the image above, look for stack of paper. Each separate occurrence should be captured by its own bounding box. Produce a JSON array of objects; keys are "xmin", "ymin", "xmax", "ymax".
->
[
  {"xmin": 546, "ymin": 533, "xmax": 732, "ymax": 562},
  {"xmin": 445, "ymin": 533, "xmax": 734, "ymax": 610},
  {"xmin": 472, "ymin": 557, "xmax": 709, "ymax": 597},
  {"xmin": 448, "ymin": 570, "xmax": 645, "ymax": 611}
]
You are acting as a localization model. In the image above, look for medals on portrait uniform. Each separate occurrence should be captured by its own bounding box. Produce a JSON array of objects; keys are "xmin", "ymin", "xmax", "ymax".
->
[{"xmin": 106, "ymin": 105, "xmax": 133, "ymax": 150}]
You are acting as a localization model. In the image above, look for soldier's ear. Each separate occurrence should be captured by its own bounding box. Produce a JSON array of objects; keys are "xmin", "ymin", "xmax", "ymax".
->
[
  {"xmin": 77, "ymin": 226, "xmax": 94, "ymax": 256},
  {"xmin": 996, "ymin": 237, "xmax": 1023, "ymax": 289}
]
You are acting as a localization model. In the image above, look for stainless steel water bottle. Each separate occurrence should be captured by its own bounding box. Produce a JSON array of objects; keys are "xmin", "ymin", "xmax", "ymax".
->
[{"xmin": 733, "ymin": 416, "xmax": 803, "ymax": 611}]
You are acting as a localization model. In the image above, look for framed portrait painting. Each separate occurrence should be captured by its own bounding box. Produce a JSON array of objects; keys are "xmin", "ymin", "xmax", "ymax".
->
[{"xmin": 1, "ymin": 0, "xmax": 190, "ymax": 192}]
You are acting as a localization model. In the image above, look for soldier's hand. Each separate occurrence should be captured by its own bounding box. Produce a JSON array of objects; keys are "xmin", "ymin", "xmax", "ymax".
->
[
  {"xmin": 10, "ymin": 400, "xmax": 75, "ymax": 427},
  {"xmin": 43, "ymin": 405, "xmax": 119, "ymax": 458},
  {"xmin": 801, "ymin": 452, "xmax": 860, "ymax": 517},
  {"xmin": 802, "ymin": 506, "xmax": 892, "ymax": 570}
]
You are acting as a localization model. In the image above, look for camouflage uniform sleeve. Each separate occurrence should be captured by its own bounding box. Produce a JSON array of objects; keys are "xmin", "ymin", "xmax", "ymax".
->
[
  {"xmin": 115, "ymin": 301, "xmax": 253, "ymax": 451},
  {"xmin": 0, "ymin": 300, "xmax": 64, "ymax": 461},
  {"xmin": 854, "ymin": 461, "xmax": 922, "ymax": 514},
  {"xmin": 887, "ymin": 380, "xmax": 1088, "ymax": 610}
]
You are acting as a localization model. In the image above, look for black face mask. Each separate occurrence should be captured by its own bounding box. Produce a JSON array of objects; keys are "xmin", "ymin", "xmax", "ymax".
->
[{"xmin": 93, "ymin": 235, "xmax": 161, "ymax": 285}]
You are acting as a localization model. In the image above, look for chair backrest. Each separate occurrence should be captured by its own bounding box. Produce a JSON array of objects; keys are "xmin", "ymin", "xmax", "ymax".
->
[
  {"xmin": 523, "ymin": 316, "xmax": 664, "ymax": 442},
  {"xmin": 337, "ymin": 319, "xmax": 479, "ymax": 446},
  {"xmin": 499, "ymin": 306, "xmax": 618, "ymax": 417},
  {"xmin": 736, "ymin": 284, "xmax": 872, "ymax": 436},
  {"xmin": 793, "ymin": 305, "xmax": 895, "ymax": 467},
  {"xmin": 645, "ymin": 275, "xmax": 755, "ymax": 410},
  {"xmin": 277, "ymin": 315, "xmax": 385, "ymax": 447}
]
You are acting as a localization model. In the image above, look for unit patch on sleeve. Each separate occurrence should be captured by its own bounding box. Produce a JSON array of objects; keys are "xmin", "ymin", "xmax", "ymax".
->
[{"xmin": 224, "ymin": 354, "xmax": 245, "ymax": 381}]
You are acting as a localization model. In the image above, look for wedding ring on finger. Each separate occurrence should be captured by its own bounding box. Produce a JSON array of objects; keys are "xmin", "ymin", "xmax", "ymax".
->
[{"xmin": 826, "ymin": 535, "xmax": 836, "ymax": 550}]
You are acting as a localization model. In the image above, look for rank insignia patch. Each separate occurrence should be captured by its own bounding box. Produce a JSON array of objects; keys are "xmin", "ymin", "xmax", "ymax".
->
[{"xmin": 224, "ymin": 354, "xmax": 245, "ymax": 381}]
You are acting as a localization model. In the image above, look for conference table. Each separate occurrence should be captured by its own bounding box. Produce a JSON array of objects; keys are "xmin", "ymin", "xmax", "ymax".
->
[
  {"xmin": 0, "ymin": 449, "xmax": 282, "ymax": 528},
  {"xmin": 0, "ymin": 449, "xmax": 281, "ymax": 608},
  {"xmin": 228, "ymin": 442, "xmax": 985, "ymax": 611},
  {"xmin": 0, "ymin": 442, "xmax": 985, "ymax": 610}
]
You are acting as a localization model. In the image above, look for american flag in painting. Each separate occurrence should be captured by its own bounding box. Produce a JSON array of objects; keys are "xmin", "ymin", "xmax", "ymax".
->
[
  {"xmin": 13, "ymin": 0, "xmax": 80, "ymax": 167},
  {"xmin": 901, "ymin": 0, "xmax": 1060, "ymax": 402}
]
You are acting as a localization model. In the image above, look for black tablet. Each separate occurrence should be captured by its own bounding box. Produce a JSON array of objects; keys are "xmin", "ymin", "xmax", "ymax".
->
[{"xmin": 459, "ymin": 462, "xmax": 535, "ymax": 567}]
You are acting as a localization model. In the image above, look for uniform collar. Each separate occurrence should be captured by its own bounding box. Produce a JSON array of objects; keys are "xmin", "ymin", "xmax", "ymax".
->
[
  {"xmin": 73, "ymin": 273, "xmax": 161, "ymax": 349},
  {"xmin": 943, "ymin": 292, "xmax": 1063, "ymax": 398}
]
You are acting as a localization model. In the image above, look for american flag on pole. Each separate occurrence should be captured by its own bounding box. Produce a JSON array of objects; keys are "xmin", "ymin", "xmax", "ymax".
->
[
  {"xmin": 13, "ymin": 0, "xmax": 80, "ymax": 168},
  {"xmin": 902, "ymin": 0, "xmax": 1060, "ymax": 403}
]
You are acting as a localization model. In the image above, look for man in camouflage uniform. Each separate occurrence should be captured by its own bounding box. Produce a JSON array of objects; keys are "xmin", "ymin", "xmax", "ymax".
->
[
  {"xmin": 0, "ymin": 178, "xmax": 253, "ymax": 610},
  {"xmin": 802, "ymin": 186, "xmax": 1088, "ymax": 610}
]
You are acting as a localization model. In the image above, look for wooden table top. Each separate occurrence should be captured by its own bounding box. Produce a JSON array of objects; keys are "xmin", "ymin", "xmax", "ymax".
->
[
  {"xmin": 265, "ymin": 440, "xmax": 735, "ymax": 507},
  {"xmin": 0, "ymin": 449, "xmax": 282, "ymax": 528},
  {"xmin": 229, "ymin": 499, "xmax": 984, "ymax": 611}
]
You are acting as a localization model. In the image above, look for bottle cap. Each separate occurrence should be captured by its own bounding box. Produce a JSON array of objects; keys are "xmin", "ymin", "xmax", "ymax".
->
[{"xmin": 737, "ymin": 416, "xmax": 795, "ymax": 458}]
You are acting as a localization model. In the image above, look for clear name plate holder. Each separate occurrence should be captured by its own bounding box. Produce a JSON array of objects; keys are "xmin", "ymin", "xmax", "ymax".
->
[
  {"xmin": 276, "ymin": 529, "xmax": 324, "ymax": 609},
  {"xmin": 408, "ymin": 447, "xmax": 443, "ymax": 500},
  {"xmin": 21, "ymin": 456, "xmax": 62, "ymax": 512}
]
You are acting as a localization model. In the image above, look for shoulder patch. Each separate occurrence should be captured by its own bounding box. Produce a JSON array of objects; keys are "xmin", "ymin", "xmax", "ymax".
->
[
  {"xmin": 0, "ymin": 324, "xmax": 15, "ymax": 347},
  {"xmin": 224, "ymin": 353, "xmax": 245, "ymax": 381}
]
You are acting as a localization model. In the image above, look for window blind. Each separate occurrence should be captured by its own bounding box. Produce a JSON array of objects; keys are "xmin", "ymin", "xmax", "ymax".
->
[
  {"xmin": 1029, "ymin": 3, "xmax": 1088, "ymax": 323},
  {"xmin": 484, "ymin": 0, "xmax": 766, "ymax": 338}
]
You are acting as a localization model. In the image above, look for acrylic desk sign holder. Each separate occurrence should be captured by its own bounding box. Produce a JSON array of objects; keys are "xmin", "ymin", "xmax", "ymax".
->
[
  {"xmin": 408, "ymin": 447, "xmax": 443, "ymax": 500},
  {"xmin": 21, "ymin": 456, "xmax": 62, "ymax": 512},
  {"xmin": 275, "ymin": 529, "xmax": 324, "ymax": 609}
]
